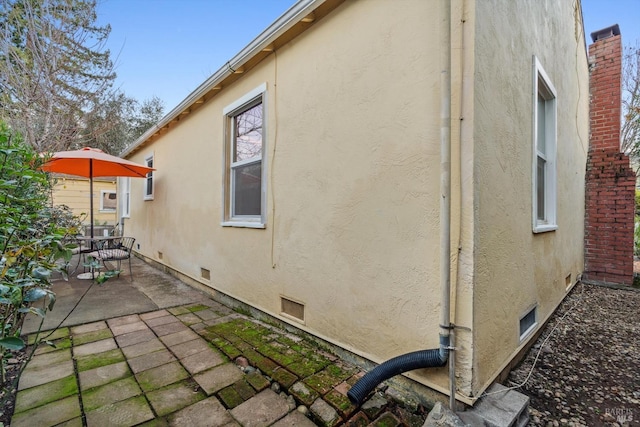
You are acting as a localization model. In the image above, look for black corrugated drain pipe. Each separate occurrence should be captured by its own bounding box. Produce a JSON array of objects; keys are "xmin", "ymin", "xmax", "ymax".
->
[{"xmin": 347, "ymin": 335, "xmax": 449, "ymax": 406}]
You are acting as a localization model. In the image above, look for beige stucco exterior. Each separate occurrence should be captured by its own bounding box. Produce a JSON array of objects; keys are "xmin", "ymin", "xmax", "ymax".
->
[
  {"xmin": 51, "ymin": 175, "xmax": 117, "ymax": 227},
  {"xmin": 121, "ymin": 0, "xmax": 588, "ymax": 404}
]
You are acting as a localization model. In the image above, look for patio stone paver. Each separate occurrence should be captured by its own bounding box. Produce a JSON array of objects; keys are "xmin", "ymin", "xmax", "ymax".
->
[
  {"xmin": 76, "ymin": 349, "xmax": 125, "ymax": 372},
  {"xmin": 82, "ymin": 377, "xmax": 142, "ymax": 411},
  {"xmin": 159, "ymin": 329, "xmax": 200, "ymax": 347},
  {"xmin": 145, "ymin": 380, "xmax": 206, "ymax": 417},
  {"xmin": 73, "ymin": 338, "xmax": 118, "ymax": 357},
  {"xmin": 176, "ymin": 312, "xmax": 202, "ymax": 325},
  {"xmin": 71, "ymin": 321, "xmax": 108, "ymax": 335},
  {"xmin": 150, "ymin": 320, "xmax": 190, "ymax": 336},
  {"xmin": 18, "ymin": 358, "xmax": 74, "ymax": 390},
  {"xmin": 11, "ymin": 395, "xmax": 81, "ymax": 427},
  {"xmin": 72, "ymin": 328, "xmax": 113, "ymax": 345},
  {"xmin": 179, "ymin": 347, "xmax": 226, "ymax": 374},
  {"xmin": 167, "ymin": 306, "xmax": 191, "ymax": 316},
  {"xmin": 128, "ymin": 348, "xmax": 176, "ymax": 374},
  {"xmin": 115, "ymin": 328, "xmax": 156, "ymax": 348},
  {"xmin": 139, "ymin": 309, "xmax": 170, "ymax": 320},
  {"xmin": 167, "ymin": 396, "xmax": 239, "ymax": 426},
  {"xmin": 135, "ymin": 361, "xmax": 189, "ymax": 392},
  {"xmin": 230, "ymin": 389, "xmax": 291, "ymax": 427},
  {"xmin": 193, "ymin": 363, "xmax": 244, "ymax": 395},
  {"xmin": 14, "ymin": 375, "xmax": 77, "ymax": 413},
  {"xmin": 270, "ymin": 410, "xmax": 318, "ymax": 427},
  {"xmin": 55, "ymin": 417, "xmax": 83, "ymax": 427},
  {"xmin": 84, "ymin": 395, "xmax": 154, "ymax": 427},
  {"xmin": 143, "ymin": 314, "xmax": 180, "ymax": 327},
  {"xmin": 109, "ymin": 320, "xmax": 149, "ymax": 336},
  {"xmin": 167, "ymin": 337, "xmax": 211, "ymax": 359},
  {"xmin": 106, "ymin": 314, "xmax": 141, "ymax": 327},
  {"xmin": 120, "ymin": 337, "xmax": 166, "ymax": 359},
  {"xmin": 21, "ymin": 348, "xmax": 71, "ymax": 370},
  {"xmin": 78, "ymin": 361, "xmax": 131, "ymax": 391},
  {"xmin": 193, "ymin": 308, "xmax": 220, "ymax": 321}
]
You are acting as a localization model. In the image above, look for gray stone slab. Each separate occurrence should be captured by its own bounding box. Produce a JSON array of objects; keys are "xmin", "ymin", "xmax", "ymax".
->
[
  {"xmin": 159, "ymin": 329, "xmax": 200, "ymax": 347},
  {"xmin": 121, "ymin": 337, "xmax": 166, "ymax": 359},
  {"xmin": 128, "ymin": 348, "xmax": 176, "ymax": 373},
  {"xmin": 270, "ymin": 410, "xmax": 318, "ymax": 427},
  {"xmin": 56, "ymin": 417, "xmax": 83, "ymax": 427},
  {"xmin": 18, "ymin": 358, "xmax": 74, "ymax": 390},
  {"xmin": 82, "ymin": 376, "xmax": 142, "ymax": 412},
  {"xmin": 79, "ymin": 361, "xmax": 131, "ymax": 391},
  {"xmin": 146, "ymin": 381, "xmax": 206, "ymax": 417},
  {"xmin": 310, "ymin": 398, "xmax": 340, "ymax": 427},
  {"xmin": 193, "ymin": 309, "xmax": 220, "ymax": 321},
  {"xmin": 167, "ymin": 396, "xmax": 238, "ymax": 427},
  {"xmin": 176, "ymin": 312, "xmax": 202, "ymax": 325},
  {"xmin": 140, "ymin": 309, "xmax": 170, "ymax": 320},
  {"xmin": 169, "ymin": 338, "xmax": 211, "ymax": 359},
  {"xmin": 180, "ymin": 347, "xmax": 225, "ymax": 374},
  {"xmin": 11, "ymin": 395, "xmax": 80, "ymax": 427},
  {"xmin": 107, "ymin": 314, "xmax": 141, "ymax": 327},
  {"xmin": 85, "ymin": 395, "xmax": 154, "ymax": 427},
  {"xmin": 115, "ymin": 327, "xmax": 157, "ymax": 348},
  {"xmin": 73, "ymin": 338, "xmax": 117, "ymax": 357},
  {"xmin": 194, "ymin": 363, "xmax": 244, "ymax": 395},
  {"xmin": 144, "ymin": 314, "xmax": 180, "ymax": 327},
  {"xmin": 23, "ymin": 348, "xmax": 71, "ymax": 370},
  {"xmin": 71, "ymin": 321, "xmax": 108, "ymax": 335},
  {"xmin": 151, "ymin": 320, "xmax": 190, "ymax": 336},
  {"xmin": 135, "ymin": 361, "xmax": 189, "ymax": 392},
  {"xmin": 230, "ymin": 389, "xmax": 291, "ymax": 427},
  {"xmin": 14, "ymin": 375, "xmax": 77, "ymax": 413},
  {"xmin": 110, "ymin": 320, "xmax": 149, "ymax": 336}
]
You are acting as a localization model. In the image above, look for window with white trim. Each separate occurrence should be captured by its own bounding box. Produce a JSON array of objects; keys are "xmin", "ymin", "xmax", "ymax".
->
[
  {"xmin": 120, "ymin": 177, "xmax": 131, "ymax": 218},
  {"xmin": 532, "ymin": 57, "xmax": 557, "ymax": 233},
  {"xmin": 222, "ymin": 84, "xmax": 266, "ymax": 227},
  {"xmin": 144, "ymin": 154, "xmax": 154, "ymax": 200},
  {"xmin": 100, "ymin": 190, "xmax": 117, "ymax": 212}
]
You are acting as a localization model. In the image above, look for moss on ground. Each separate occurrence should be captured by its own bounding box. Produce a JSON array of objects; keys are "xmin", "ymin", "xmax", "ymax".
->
[
  {"xmin": 72, "ymin": 328, "xmax": 113, "ymax": 346},
  {"xmin": 76, "ymin": 349, "xmax": 125, "ymax": 372}
]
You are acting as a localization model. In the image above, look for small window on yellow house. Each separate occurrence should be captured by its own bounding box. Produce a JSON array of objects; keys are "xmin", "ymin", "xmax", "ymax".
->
[{"xmin": 100, "ymin": 191, "xmax": 117, "ymax": 212}]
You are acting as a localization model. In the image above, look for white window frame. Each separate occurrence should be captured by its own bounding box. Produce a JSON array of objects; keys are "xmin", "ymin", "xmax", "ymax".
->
[
  {"xmin": 99, "ymin": 190, "xmax": 117, "ymax": 212},
  {"xmin": 532, "ymin": 56, "xmax": 557, "ymax": 233},
  {"xmin": 144, "ymin": 154, "xmax": 154, "ymax": 201},
  {"xmin": 120, "ymin": 177, "xmax": 131, "ymax": 218},
  {"xmin": 221, "ymin": 83, "xmax": 267, "ymax": 228}
]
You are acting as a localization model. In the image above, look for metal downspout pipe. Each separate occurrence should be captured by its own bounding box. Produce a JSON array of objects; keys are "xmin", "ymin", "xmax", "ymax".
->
[{"xmin": 347, "ymin": 0, "xmax": 454, "ymax": 408}]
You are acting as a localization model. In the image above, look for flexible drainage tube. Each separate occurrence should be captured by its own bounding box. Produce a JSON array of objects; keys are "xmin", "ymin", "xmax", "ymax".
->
[{"xmin": 347, "ymin": 346, "xmax": 448, "ymax": 406}]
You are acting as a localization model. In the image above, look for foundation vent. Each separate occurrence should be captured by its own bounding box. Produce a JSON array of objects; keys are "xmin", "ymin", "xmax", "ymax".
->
[
  {"xmin": 281, "ymin": 297, "xmax": 304, "ymax": 322},
  {"xmin": 201, "ymin": 268, "xmax": 210, "ymax": 280},
  {"xmin": 519, "ymin": 306, "xmax": 537, "ymax": 342},
  {"xmin": 158, "ymin": 251, "xmax": 163, "ymax": 260}
]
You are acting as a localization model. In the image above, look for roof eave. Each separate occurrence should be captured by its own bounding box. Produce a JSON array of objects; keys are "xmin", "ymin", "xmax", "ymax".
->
[{"xmin": 121, "ymin": 0, "xmax": 329, "ymax": 158}]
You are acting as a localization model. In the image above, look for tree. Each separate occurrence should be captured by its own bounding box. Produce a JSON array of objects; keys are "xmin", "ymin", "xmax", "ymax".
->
[
  {"xmin": 622, "ymin": 43, "xmax": 640, "ymax": 163},
  {"xmin": 0, "ymin": 0, "xmax": 116, "ymax": 152},
  {"xmin": 82, "ymin": 93, "xmax": 164, "ymax": 155}
]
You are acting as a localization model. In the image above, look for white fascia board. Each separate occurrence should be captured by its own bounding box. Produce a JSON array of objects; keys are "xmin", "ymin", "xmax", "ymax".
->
[{"xmin": 121, "ymin": 0, "xmax": 326, "ymax": 158}]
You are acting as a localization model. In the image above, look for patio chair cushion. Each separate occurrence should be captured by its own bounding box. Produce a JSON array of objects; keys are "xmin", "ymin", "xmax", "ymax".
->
[{"xmin": 88, "ymin": 249, "xmax": 129, "ymax": 261}]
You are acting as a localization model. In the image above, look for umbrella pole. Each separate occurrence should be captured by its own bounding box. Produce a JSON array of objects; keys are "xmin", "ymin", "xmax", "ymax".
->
[{"xmin": 89, "ymin": 159, "xmax": 94, "ymax": 240}]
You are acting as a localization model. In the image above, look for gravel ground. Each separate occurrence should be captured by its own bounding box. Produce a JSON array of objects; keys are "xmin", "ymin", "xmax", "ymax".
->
[{"xmin": 507, "ymin": 282, "xmax": 640, "ymax": 427}]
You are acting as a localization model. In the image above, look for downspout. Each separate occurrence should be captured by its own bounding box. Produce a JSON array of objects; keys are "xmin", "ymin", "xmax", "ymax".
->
[{"xmin": 347, "ymin": 0, "xmax": 453, "ymax": 407}]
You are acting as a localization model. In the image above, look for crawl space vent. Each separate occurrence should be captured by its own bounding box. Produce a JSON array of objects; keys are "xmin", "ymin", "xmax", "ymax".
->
[{"xmin": 281, "ymin": 297, "xmax": 304, "ymax": 322}]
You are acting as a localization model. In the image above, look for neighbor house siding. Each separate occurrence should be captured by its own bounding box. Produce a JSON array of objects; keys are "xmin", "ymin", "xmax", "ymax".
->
[{"xmin": 51, "ymin": 176, "xmax": 117, "ymax": 226}]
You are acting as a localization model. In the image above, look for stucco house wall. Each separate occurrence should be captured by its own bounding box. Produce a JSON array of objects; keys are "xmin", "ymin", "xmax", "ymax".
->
[
  {"xmin": 471, "ymin": 0, "xmax": 589, "ymax": 394},
  {"xmin": 121, "ymin": 0, "xmax": 588, "ymax": 404}
]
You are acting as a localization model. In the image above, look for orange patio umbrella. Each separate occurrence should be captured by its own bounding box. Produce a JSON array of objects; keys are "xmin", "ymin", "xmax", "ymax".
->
[{"xmin": 40, "ymin": 147, "xmax": 154, "ymax": 238}]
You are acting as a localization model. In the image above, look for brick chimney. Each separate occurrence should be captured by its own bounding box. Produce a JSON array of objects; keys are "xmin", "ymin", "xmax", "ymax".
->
[{"xmin": 584, "ymin": 25, "xmax": 636, "ymax": 285}]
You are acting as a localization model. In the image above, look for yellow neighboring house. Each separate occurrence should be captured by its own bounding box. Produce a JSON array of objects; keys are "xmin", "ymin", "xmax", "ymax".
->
[
  {"xmin": 119, "ymin": 0, "xmax": 590, "ymax": 408},
  {"xmin": 50, "ymin": 174, "xmax": 117, "ymax": 230}
]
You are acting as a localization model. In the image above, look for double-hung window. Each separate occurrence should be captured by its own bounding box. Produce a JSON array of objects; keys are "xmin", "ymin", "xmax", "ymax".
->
[
  {"xmin": 144, "ymin": 154, "xmax": 154, "ymax": 200},
  {"xmin": 532, "ymin": 57, "xmax": 557, "ymax": 233},
  {"xmin": 223, "ymin": 84, "xmax": 266, "ymax": 227}
]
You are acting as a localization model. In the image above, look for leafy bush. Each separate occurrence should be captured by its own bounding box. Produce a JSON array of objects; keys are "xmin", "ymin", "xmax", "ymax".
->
[{"xmin": 0, "ymin": 123, "xmax": 77, "ymax": 382}]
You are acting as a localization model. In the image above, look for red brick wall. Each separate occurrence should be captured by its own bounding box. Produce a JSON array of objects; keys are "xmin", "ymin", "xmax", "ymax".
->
[{"xmin": 584, "ymin": 33, "xmax": 636, "ymax": 285}]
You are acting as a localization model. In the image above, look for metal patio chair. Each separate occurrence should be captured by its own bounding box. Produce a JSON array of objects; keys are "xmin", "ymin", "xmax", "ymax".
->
[{"xmin": 88, "ymin": 236, "xmax": 136, "ymax": 281}]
